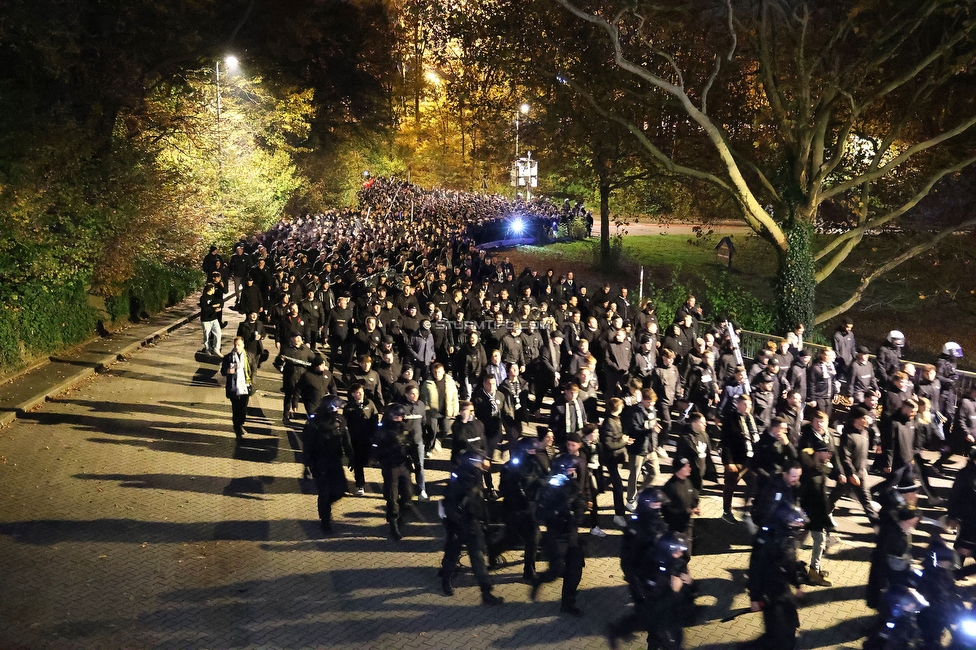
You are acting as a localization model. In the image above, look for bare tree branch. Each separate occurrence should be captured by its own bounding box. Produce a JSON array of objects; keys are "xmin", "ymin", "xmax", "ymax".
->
[
  {"xmin": 814, "ymin": 154, "xmax": 976, "ymax": 266},
  {"xmin": 820, "ymin": 114, "xmax": 976, "ymax": 201},
  {"xmin": 701, "ymin": 0, "xmax": 737, "ymax": 115},
  {"xmin": 815, "ymin": 216, "xmax": 976, "ymax": 324},
  {"xmin": 553, "ymin": 0, "xmax": 787, "ymax": 249}
]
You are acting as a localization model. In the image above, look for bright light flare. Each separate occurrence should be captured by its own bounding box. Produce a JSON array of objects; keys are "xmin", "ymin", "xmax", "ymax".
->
[
  {"xmin": 520, "ymin": 103, "xmax": 530, "ymax": 114},
  {"xmin": 961, "ymin": 618, "xmax": 976, "ymax": 637},
  {"xmin": 509, "ymin": 217, "xmax": 526, "ymax": 236},
  {"xmin": 224, "ymin": 55, "xmax": 239, "ymax": 70}
]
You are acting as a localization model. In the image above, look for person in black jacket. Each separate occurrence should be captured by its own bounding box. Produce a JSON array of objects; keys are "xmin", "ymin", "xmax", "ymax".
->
[
  {"xmin": 947, "ymin": 446, "xmax": 976, "ymax": 570},
  {"xmin": 274, "ymin": 331, "xmax": 315, "ymax": 423},
  {"xmin": 398, "ymin": 383, "xmax": 429, "ymax": 501},
  {"xmin": 661, "ymin": 457, "xmax": 700, "ymax": 544},
  {"xmin": 721, "ymin": 394, "xmax": 759, "ymax": 524},
  {"xmin": 846, "ymin": 345, "xmax": 879, "ymax": 403},
  {"xmin": 439, "ymin": 450, "xmax": 504, "ymax": 606},
  {"xmin": 373, "ymin": 404, "xmax": 413, "ymax": 540},
  {"xmin": 344, "ymin": 382, "xmax": 378, "ymax": 496},
  {"xmin": 534, "ymin": 330, "xmax": 563, "ymax": 411},
  {"xmin": 472, "ymin": 374, "xmax": 504, "ymax": 495},
  {"xmin": 296, "ymin": 354, "xmax": 337, "ymax": 417},
  {"xmin": 747, "ymin": 501, "xmax": 808, "ymax": 650},
  {"xmin": 601, "ymin": 398, "xmax": 632, "ymax": 527},
  {"xmin": 832, "ymin": 317, "xmax": 855, "ymax": 381},
  {"xmin": 236, "ymin": 311, "xmax": 266, "ymax": 366},
  {"xmin": 829, "ymin": 406, "xmax": 880, "ymax": 526},
  {"xmin": 676, "ymin": 412, "xmax": 716, "ymax": 492},
  {"xmin": 302, "ymin": 397, "xmax": 352, "ymax": 533},
  {"xmin": 228, "ymin": 244, "xmax": 250, "ymax": 308},
  {"xmin": 325, "ymin": 292, "xmax": 354, "ymax": 370},
  {"xmin": 530, "ymin": 432, "xmax": 591, "ymax": 617},
  {"xmin": 752, "ymin": 417, "xmax": 798, "ymax": 497},
  {"xmin": 652, "ymin": 349, "xmax": 681, "ymax": 444},
  {"xmin": 199, "ymin": 283, "xmax": 223, "ymax": 356},
  {"xmin": 499, "ymin": 436, "xmax": 550, "ymax": 582},
  {"xmin": 220, "ymin": 337, "xmax": 257, "ymax": 440},
  {"xmin": 875, "ymin": 330, "xmax": 905, "ymax": 389}
]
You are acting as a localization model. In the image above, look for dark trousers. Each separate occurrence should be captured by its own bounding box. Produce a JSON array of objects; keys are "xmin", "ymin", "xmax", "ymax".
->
[
  {"xmin": 606, "ymin": 459, "xmax": 627, "ymax": 516},
  {"xmin": 230, "ymin": 393, "xmax": 250, "ymax": 433},
  {"xmin": 429, "ymin": 414, "xmax": 453, "ymax": 446},
  {"xmin": 657, "ymin": 401, "xmax": 673, "ymax": 441},
  {"xmin": 760, "ymin": 599, "xmax": 799, "ymax": 649},
  {"xmin": 350, "ymin": 440, "xmax": 371, "ymax": 488},
  {"xmin": 828, "ymin": 469, "xmax": 877, "ymax": 522},
  {"xmin": 382, "ymin": 463, "xmax": 412, "ymax": 522},
  {"xmin": 507, "ymin": 510, "xmax": 540, "ymax": 575},
  {"xmin": 538, "ymin": 527, "xmax": 585, "ymax": 606},
  {"xmin": 317, "ymin": 491, "xmax": 332, "ymax": 525},
  {"xmin": 283, "ymin": 385, "xmax": 299, "ymax": 416},
  {"xmin": 441, "ymin": 519, "xmax": 491, "ymax": 588},
  {"xmin": 723, "ymin": 465, "xmax": 756, "ymax": 513}
]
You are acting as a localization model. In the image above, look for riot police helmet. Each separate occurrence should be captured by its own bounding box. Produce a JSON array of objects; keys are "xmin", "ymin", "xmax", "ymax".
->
[{"xmin": 635, "ymin": 487, "xmax": 665, "ymax": 516}]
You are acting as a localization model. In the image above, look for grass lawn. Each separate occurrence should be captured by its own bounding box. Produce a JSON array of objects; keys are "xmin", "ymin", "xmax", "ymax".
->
[{"xmin": 502, "ymin": 230, "xmax": 976, "ymax": 369}]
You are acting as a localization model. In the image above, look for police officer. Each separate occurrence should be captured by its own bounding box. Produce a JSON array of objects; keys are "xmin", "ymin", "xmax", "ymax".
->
[
  {"xmin": 947, "ymin": 445, "xmax": 976, "ymax": 573},
  {"xmin": 530, "ymin": 431, "xmax": 590, "ymax": 616},
  {"xmin": 373, "ymin": 404, "xmax": 413, "ymax": 540},
  {"xmin": 499, "ymin": 436, "xmax": 549, "ymax": 582},
  {"xmin": 747, "ymin": 501, "xmax": 809, "ymax": 649},
  {"xmin": 607, "ymin": 531, "xmax": 694, "ymax": 650},
  {"xmin": 301, "ymin": 397, "xmax": 353, "ymax": 534},
  {"xmin": 867, "ymin": 470, "xmax": 920, "ymax": 610},
  {"xmin": 439, "ymin": 450, "xmax": 505, "ymax": 606},
  {"xmin": 620, "ymin": 487, "xmax": 669, "ymax": 604}
]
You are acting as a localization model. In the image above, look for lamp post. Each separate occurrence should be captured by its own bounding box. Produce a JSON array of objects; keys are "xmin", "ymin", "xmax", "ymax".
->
[
  {"xmin": 216, "ymin": 55, "xmax": 239, "ymax": 170},
  {"xmin": 515, "ymin": 103, "xmax": 530, "ymax": 159}
]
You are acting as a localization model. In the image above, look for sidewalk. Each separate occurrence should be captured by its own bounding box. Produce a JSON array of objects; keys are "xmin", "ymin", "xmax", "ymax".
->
[{"xmin": 0, "ymin": 294, "xmax": 203, "ymax": 428}]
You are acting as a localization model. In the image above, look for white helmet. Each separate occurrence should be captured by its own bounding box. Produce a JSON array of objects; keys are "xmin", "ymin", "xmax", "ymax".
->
[
  {"xmin": 888, "ymin": 330, "xmax": 905, "ymax": 346},
  {"xmin": 943, "ymin": 342, "xmax": 964, "ymax": 358}
]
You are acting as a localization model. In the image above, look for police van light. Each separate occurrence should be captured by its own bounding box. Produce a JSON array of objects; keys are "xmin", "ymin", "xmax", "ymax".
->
[
  {"xmin": 961, "ymin": 617, "xmax": 976, "ymax": 637},
  {"xmin": 510, "ymin": 457, "xmax": 520, "ymax": 465},
  {"xmin": 510, "ymin": 217, "xmax": 526, "ymax": 236}
]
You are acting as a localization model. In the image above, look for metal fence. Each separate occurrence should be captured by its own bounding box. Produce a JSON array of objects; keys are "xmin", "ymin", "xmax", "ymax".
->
[{"xmin": 739, "ymin": 330, "xmax": 976, "ymax": 400}]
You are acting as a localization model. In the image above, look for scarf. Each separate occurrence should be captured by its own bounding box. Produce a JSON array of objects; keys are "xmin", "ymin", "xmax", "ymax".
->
[{"xmin": 234, "ymin": 350, "xmax": 251, "ymax": 396}]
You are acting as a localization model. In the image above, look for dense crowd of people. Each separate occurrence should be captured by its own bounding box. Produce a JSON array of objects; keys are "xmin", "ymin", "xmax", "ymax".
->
[{"xmin": 200, "ymin": 177, "xmax": 976, "ymax": 649}]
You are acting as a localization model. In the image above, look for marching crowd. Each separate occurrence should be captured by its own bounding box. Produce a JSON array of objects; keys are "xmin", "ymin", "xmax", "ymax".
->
[{"xmin": 200, "ymin": 177, "xmax": 976, "ymax": 649}]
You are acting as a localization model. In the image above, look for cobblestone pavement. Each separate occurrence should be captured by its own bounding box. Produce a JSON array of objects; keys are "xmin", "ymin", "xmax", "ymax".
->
[{"xmin": 0, "ymin": 310, "xmax": 955, "ymax": 649}]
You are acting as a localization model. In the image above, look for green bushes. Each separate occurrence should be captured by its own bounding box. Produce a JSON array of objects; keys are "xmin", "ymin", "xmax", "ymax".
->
[
  {"xmin": 642, "ymin": 270, "xmax": 776, "ymax": 333},
  {"xmin": 0, "ymin": 281, "xmax": 98, "ymax": 372},
  {"xmin": 105, "ymin": 261, "xmax": 203, "ymax": 322},
  {"xmin": 0, "ymin": 261, "xmax": 202, "ymax": 376}
]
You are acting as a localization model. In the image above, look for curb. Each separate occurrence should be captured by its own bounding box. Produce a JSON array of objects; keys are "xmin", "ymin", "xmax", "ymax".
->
[{"xmin": 0, "ymin": 309, "xmax": 201, "ymax": 428}]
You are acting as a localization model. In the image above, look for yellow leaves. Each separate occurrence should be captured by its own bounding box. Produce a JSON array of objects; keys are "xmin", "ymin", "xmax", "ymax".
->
[{"xmin": 918, "ymin": 293, "xmax": 926, "ymax": 300}]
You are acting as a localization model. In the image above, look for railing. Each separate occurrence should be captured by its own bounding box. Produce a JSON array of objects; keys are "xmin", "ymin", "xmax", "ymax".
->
[{"xmin": 739, "ymin": 330, "xmax": 976, "ymax": 399}]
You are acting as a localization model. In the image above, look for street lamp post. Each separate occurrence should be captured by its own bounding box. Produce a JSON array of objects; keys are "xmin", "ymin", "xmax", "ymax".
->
[
  {"xmin": 515, "ymin": 103, "xmax": 529, "ymax": 159},
  {"xmin": 216, "ymin": 55, "xmax": 239, "ymax": 172}
]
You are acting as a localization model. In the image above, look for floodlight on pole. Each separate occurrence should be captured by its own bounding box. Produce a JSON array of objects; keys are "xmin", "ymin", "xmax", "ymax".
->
[
  {"xmin": 515, "ymin": 103, "xmax": 530, "ymax": 159},
  {"xmin": 216, "ymin": 54, "xmax": 238, "ymax": 209}
]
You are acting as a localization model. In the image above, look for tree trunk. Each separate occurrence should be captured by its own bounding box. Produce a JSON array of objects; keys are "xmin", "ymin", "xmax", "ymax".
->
[{"xmin": 772, "ymin": 221, "xmax": 815, "ymax": 335}]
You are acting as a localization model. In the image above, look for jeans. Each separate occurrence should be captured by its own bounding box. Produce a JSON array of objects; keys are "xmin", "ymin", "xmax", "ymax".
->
[
  {"xmin": 413, "ymin": 441, "xmax": 426, "ymax": 493},
  {"xmin": 202, "ymin": 319, "xmax": 221, "ymax": 354}
]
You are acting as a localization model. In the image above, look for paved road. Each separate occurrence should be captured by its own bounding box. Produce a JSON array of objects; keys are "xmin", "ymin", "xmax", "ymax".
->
[{"xmin": 0, "ymin": 308, "xmax": 952, "ymax": 649}]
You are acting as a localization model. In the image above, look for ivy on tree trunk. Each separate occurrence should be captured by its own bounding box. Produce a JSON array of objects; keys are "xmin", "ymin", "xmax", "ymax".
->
[{"xmin": 773, "ymin": 221, "xmax": 815, "ymax": 335}]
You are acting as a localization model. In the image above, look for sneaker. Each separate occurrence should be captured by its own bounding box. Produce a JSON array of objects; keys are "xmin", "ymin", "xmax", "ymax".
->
[
  {"xmin": 826, "ymin": 514, "xmax": 839, "ymax": 530},
  {"xmin": 590, "ymin": 526, "xmax": 608, "ymax": 538},
  {"xmin": 419, "ymin": 490, "xmax": 430, "ymax": 502},
  {"xmin": 625, "ymin": 501, "xmax": 637, "ymax": 512},
  {"xmin": 355, "ymin": 487, "xmax": 365, "ymax": 497},
  {"xmin": 657, "ymin": 447, "xmax": 669, "ymax": 459},
  {"xmin": 613, "ymin": 515, "xmax": 628, "ymax": 528},
  {"xmin": 825, "ymin": 533, "xmax": 841, "ymax": 551},
  {"xmin": 722, "ymin": 511, "xmax": 739, "ymax": 524},
  {"xmin": 482, "ymin": 590, "xmax": 504, "ymax": 606},
  {"xmin": 433, "ymin": 439, "xmax": 442, "ymax": 453},
  {"xmin": 928, "ymin": 495, "xmax": 945, "ymax": 507}
]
